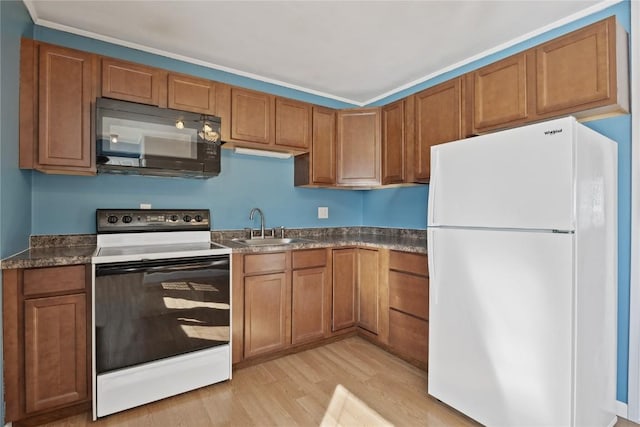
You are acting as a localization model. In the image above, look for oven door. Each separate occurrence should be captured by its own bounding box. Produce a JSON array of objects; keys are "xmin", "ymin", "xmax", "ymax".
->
[{"xmin": 94, "ymin": 255, "xmax": 230, "ymax": 375}]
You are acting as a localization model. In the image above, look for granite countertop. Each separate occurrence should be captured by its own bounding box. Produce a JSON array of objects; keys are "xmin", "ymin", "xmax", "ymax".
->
[
  {"xmin": 1, "ymin": 228, "xmax": 427, "ymax": 269},
  {"xmin": 219, "ymin": 234, "xmax": 427, "ymax": 254}
]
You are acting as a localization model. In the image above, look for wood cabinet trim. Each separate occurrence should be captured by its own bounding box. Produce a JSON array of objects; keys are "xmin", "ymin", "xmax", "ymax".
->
[{"xmin": 3, "ymin": 269, "xmax": 21, "ymax": 421}]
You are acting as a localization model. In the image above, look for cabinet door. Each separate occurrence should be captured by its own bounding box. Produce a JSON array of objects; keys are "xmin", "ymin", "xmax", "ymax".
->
[
  {"xmin": 38, "ymin": 44, "xmax": 95, "ymax": 171},
  {"xmin": 168, "ymin": 73, "xmax": 216, "ymax": 115},
  {"xmin": 471, "ymin": 52, "xmax": 532, "ymax": 133},
  {"xmin": 332, "ymin": 249, "xmax": 357, "ymax": 331},
  {"xmin": 357, "ymin": 249, "xmax": 379, "ymax": 334},
  {"xmin": 414, "ymin": 78, "xmax": 464, "ymax": 183},
  {"xmin": 292, "ymin": 267, "xmax": 328, "ymax": 344},
  {"xmin": 388, "ymin": 309, "xmax": 428, "ymax": 366},
  {"xmin": 336, "ymin": 108, "xmax": 381, "ymax": 186},
  {"xmin": 244, "ymin": 273, "xmax": 289, "ymax": 358},
  {"xmin": 381, "ymin": 99, "xmax": 405, "ymax": 185},
  {"xmin": 312, "ymin": 106, "xmax": 336, "ymax": 185},
  {"xmin": 101, "ymin": 58, "xmax": 164, "ymax": 106},
  {"xmin": 231, "ymin": 87, "xmax": 274, "ymax": 144},
  {"xmin": 536, "ymin": 17, "xmax": 615, "ymax": 116},
  {"xmin": 275, "ymin": 98, "xmax": 312, "ymax": 150},
  {"xmin": 24, "ymin": 294, "xmax": 87, "ymax": 413}
]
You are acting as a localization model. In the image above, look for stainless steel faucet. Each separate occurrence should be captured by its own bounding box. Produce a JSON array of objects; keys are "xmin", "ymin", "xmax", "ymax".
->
[{"xmin": 249, "ymin": 208, "xmax": 265, "ymax": 239}]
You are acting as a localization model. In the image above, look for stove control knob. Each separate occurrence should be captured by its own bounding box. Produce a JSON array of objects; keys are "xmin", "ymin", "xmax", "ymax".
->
[
  {"xmin": 194, "ymin": 214, "xmax": 203, "ymax": 222},
  {"xmin": 183, "ymin": 215, "xmax": 192, "ymax": 223},
  {"xmin": 107, "ymin": 215, "xmax": 118, "ymax": 224},
  {"xmin": 122, "ymin": 215, "xmax": 133, "ymax": 224},
  {"xmin": 170, "ymin": 214, "xmax": 179, "ymax": 222}
]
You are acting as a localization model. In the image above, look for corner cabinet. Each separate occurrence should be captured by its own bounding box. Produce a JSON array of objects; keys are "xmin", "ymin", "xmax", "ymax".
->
[
  {"xmin": 381, "ymin": 99, "xmax": 408, "ymax": 185},
  {"xmin": 336, "ymin": 108, "xmax": 381, "ymax": 186},
  {"xmin": 294, "ymin": 106, "xmax": 336, "ymax": 187},
  {"xmin": 332, "ymin": 248, "xmax": 357, "ymax": 331},
  {"xmin": 3, "ymin": 265, "xmax": 91, "ymax": 425},
  {"xmin": 20, "ymin": 40, "xmax": 97, "ymax": 175}
]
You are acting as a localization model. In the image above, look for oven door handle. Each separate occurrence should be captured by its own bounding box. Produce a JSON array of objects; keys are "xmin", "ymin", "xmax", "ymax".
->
[{"xmin": 96, "ymin": 259, "xmax": 229, "ymax": 275}]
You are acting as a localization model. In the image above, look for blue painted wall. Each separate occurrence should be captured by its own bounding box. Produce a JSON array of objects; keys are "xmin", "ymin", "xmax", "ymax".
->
[
  {"xmin": 32, "ymin": 150, "xmax": 363, "ymax": 233},
  {"xmin": 0, "ymin": 1, "xmax": 34, "ymax": 424},
  {"xmin": 362, "ymin": 1, "xmax": 632, "ymax": 403}
]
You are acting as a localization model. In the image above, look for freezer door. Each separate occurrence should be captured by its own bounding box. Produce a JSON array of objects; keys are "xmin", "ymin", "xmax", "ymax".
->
[
  {"xmin": 427, "ymin": 228, "xmax": 573, "ymax": 426},
  {"xmin": 428, "ymin": 117, "xmax": 575, "ymax": 230}
]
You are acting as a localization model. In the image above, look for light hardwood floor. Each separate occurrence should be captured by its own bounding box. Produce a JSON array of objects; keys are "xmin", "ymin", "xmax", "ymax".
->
[{"xmin": 43, "ymin": 337, "xmax": 639, "ymax": 427}]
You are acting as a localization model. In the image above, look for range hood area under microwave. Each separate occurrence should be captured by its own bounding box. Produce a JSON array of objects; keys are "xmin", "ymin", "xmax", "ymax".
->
[{"xmin": 96, "ymin": 98, "xmax": 223, "ymax": 179}]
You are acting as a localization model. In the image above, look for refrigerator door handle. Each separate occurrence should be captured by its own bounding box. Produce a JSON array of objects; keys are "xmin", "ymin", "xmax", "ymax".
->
[
  {"xmin": 427, "ymin": 229, "xmax": 437, "ymax": 304},
  {"xmin": 427, "ymin": 149, "xmax": 438, "ymax": 226}
]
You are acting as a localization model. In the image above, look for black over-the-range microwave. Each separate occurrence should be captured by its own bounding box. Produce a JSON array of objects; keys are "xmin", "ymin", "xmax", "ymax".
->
[{"xmin": 96, "ymin": 98, "xmax": 223, "ymax": 178}]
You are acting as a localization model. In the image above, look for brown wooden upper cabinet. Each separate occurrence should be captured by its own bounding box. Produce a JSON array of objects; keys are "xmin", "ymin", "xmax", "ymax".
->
[
  {"xmin": 167, "ymin": 73, "xmax": 217, "ymax": 115},
  {"xmin": 381, "ymin": 99, "xmax": 407, "ymax": 185},
  {"xmin": 294, "ymin": 106, "xmax": 337, "ymax": 186},
  {"xmin": 471, "ymin": 51, "xmax": 534, "ymax": 134},
  {"xmin": 101, "ymin": 58, "xmax": 166, "ymax": 106},
  {"xmin": 275, "ymin": 97, "xmax": 312, "ymax": 150},
  {"xmin": 336, "ymin": 108, "xmax": 381, "ymax": 186},
  {"xmin": 230, "ymin": 87, "xmax": 274, "ymax": 145},
  {"xmin": 20, "ymin": 40, "xmax": 97, "ymax": 175},
  {"xmin": 535, "ymin": 16, "xmax": 629, "ymax": 119},
  {"xmin": 414, "ymin": 77, "xmax": 467, "ymax": 183}
]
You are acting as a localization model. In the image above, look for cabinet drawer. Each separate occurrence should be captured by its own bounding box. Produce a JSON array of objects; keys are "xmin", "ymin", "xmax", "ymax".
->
[
  {"xmin": 389, "ymin": 271, "xmax": 428, "ymax": 320},
  {"xmin": 23, "ymin": 265, "xmax": 86, "ymax": 297},
  {"xmin": 389, "ymin": 251, "xmax": 428, "ymax": 276},
  {"xmin": 244, "ymin": 252, "xmax": 287, "ymax": 275},
  {"xmin": 292, "ymin": 249, "xmax": 326, "ymax": 269},
  {"xmin": 389, "ymin": 309, "xmax": 428, "ymax": 365}
]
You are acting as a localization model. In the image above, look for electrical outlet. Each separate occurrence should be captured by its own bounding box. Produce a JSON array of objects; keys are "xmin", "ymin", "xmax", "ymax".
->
[
  {"xmin": 140, "ymin": 203, "xmax": 152, "ymax": 209},
  {"xmin": 318, "ymin": 207, "xmax": 329, "ymax": 219}
]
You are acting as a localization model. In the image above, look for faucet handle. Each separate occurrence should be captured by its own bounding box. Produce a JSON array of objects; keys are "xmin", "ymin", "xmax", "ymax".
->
[
  {"xmin": 244, "ymin": 227, "xmax": 252, "ymax": 239},
  {"xmin": 279, "ymin": 226, "xmax": 285, "ymax": 238}
]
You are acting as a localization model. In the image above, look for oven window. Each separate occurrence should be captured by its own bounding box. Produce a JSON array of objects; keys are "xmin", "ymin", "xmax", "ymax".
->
[{"xmin": 94, "ymin": 256, "xmax": 230, "ymax": 374}]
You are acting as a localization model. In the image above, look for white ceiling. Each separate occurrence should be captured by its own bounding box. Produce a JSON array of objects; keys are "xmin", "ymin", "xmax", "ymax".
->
[{"xmin": 24, "ymin": 0, "xmax": 616, "ymax": 106}]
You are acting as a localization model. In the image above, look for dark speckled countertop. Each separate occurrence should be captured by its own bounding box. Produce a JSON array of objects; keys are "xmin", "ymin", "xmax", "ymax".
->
[{"xmin": 1, "ymin": 227, "xmax": 427, "ymax": 269}]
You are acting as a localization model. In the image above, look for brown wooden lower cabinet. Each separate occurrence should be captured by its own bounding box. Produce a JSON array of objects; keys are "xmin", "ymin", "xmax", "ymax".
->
[
  {"xmin": 243, "ymin": 272, "xmax": 290, "ymax": 358},
  {"xmin": 291, "ymin": 249, "xmax": 330, "ymax": 345},
  {"xmin": 357, "ymin": 248, "xmax": 379, "ymax": 334},
  {"xmin": 3, "ymin": 264, "xmax": 90, "ymax": 424},
  {"xmin": 332, "ymin": 248, "xmax": 357, "ymax": 331},
  {"xmin": 388, "ymin": 309, "xmax": 429, "ymax": 366}
]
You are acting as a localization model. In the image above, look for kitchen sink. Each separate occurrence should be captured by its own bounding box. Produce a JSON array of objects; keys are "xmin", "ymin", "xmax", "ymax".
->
[{"xmin": 231, "ymin": 237, "xmax": 316, "ymax": 247}]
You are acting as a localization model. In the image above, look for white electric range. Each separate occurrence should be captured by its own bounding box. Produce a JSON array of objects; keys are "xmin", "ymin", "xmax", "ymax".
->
[{"xmin": 91, "ymin": 209, "xmax": 232, "ymax": 419}]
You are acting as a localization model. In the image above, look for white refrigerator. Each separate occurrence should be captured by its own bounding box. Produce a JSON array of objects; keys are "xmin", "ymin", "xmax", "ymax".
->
[{"xmin": 427, "ymin": 116, "xmax": 618, "ymax": 426}]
